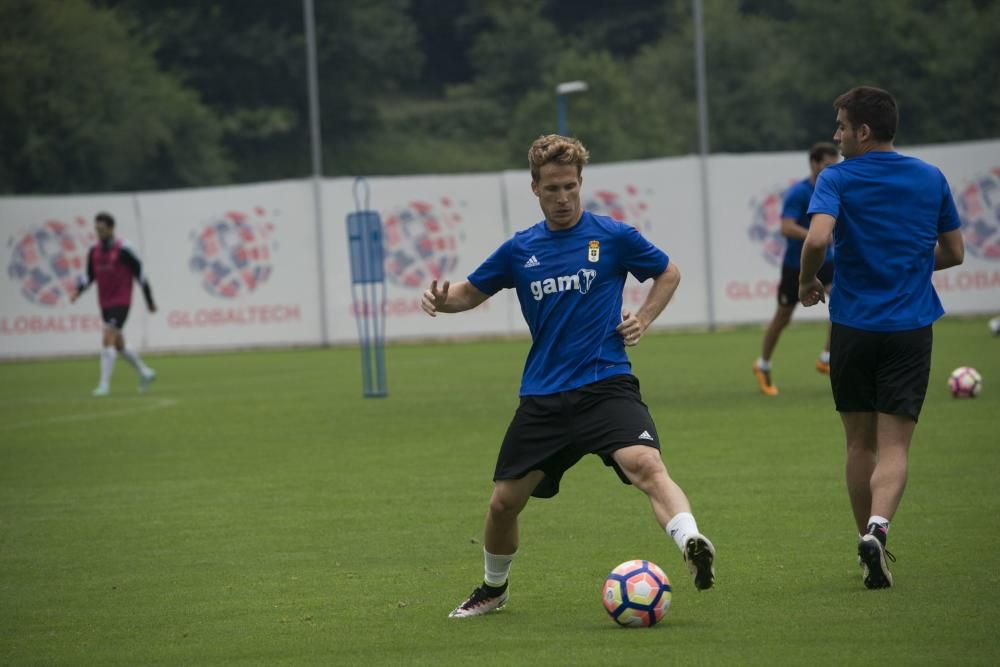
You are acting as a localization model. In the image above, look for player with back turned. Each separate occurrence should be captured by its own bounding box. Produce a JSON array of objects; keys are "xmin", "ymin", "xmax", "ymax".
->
[
  {"xmin": 422, "ymin": 134, "xmax": 716, "ymax": 618},
  {"xmin": 799, "ymin": 87, "xmax": 965, "ymax": 589},
  {"xmin": 70, "ymin": 212, "xmax": 157, "ymax": 396}
]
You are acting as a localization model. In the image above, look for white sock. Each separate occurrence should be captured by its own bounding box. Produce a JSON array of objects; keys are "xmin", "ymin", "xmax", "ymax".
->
[
  {"xmin": 666, "ymin": 512, "xmax": 700, "ymax": 552},
  {"xmin": 483, "ymin": 548, "xmax": 515, "ymax": 587},
  {"xmin": 819, "ymin": 350, "xmax": 831, "ymax": 363},
  {"xmin": 867, "ymin": 515, "xmax": 890, "ymax": 532},
  {"xmin": 120, "ymin": 346, "xmax": 151, "ymax": 376},
  {"xmin": 99, "ymin": 346, "xmax": 117, "ymax": 387},
  {"xmin": 756, "ymin": 357, "xmax": 771, "ymax": 371}
]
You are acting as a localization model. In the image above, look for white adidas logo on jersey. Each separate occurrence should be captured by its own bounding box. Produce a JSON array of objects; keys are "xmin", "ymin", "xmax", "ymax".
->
[{"xmin": 524, "ymin": 255, "xmax": 540, "ymax": 268}]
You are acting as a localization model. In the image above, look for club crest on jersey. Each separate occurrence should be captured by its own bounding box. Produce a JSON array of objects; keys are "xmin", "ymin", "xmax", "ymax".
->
[
  {"xmin": 529, "ymin": 268, "xmax": 597, "ymax": 301},
  {"xmin": 588, "ymin": 240, "xmax": 600, "ymax": 263}
]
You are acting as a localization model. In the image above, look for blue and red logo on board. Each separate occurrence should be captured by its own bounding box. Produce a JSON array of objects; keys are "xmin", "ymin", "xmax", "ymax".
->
[
  {"xmin": 6, "ymin": 217, "xmax": 93, "ymax": 306},
  {"xmin": 585, "ymin": 185, "xmax": 654, "ymax": 233},
  {"xmin": 383, "ymin": 197, "xmax": 465, "ymax": 288},
  {"xmin": 748, "ymin": 181, "xmax": 796, "ymax": 267},
  {"xmin": 189, "ymin": 208, "xmax": 278, "ymax": 299},
  {"xmin": 956, "ymin": 167, "xmax": 1000, "ymax": 261}
]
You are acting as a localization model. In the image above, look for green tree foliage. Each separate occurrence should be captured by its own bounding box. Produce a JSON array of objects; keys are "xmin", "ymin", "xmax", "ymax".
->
[
  {"xmin": 509, "ymin": 50, "xmax": 661, "ymax": 163},
  {"xmin": 624, "ymin": 0, "xmax": 803, "ymax": 155},
  {"xmin": 0, "ymin": 0, "xmax": 229, "ymax": 193},
  {"xmin": 102, "ymin": 0, "xmax": 424, "ymax": 182},
  {"xmin": 2, "ymin": 0, "xmax": 997, "ymax": 192},
  {"xmin": 775, "ymin": 0, "xmax": 1000, "ymax": 147}
]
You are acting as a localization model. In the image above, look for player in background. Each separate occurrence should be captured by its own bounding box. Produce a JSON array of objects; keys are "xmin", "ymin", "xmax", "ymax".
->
[
  {"xmin": 799, "ymin": 87, "xmax": 964, "ymax": 589},
  {"xmin": 752, "ymin": 142, "xmax": 840, "ymax": 396},
  {"xmin": 423, "ymin": 134, "xmax": 715, "ymax": 618},
  {"xmin": 70, "ymin": 212, "xmax": 157, "ymax": 396}
]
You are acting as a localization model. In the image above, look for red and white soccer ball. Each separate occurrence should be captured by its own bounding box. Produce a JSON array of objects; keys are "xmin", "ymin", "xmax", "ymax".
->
[
  {"xmin": 948, "ymin": 366, "xmax": 982, "ymax": 398},
  {"xmin": 602, "ymin": 560, "xmax": 672, "ymax": 627}
]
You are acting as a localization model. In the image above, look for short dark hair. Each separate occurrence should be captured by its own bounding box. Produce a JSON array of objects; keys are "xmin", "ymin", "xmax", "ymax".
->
[
  {"xmin": 95, "ymin": 212, "xmax": 115, "ymax": 227},
  {"xmin": 809, "ymin": 142, "xmax": 839, "ymax": 163},
  {"xmin": 833, "ymin": 86, "xmax": 897, "ymax": 142}
]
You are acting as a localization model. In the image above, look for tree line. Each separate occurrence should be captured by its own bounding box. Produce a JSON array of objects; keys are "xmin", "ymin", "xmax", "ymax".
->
[{"xmin": 2, "ymin": 0, "xmax": 997, "ymax": 193}]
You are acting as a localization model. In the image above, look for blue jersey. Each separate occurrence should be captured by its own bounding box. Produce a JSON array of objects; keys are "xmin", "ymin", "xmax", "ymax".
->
[
  {"xmin": 781, "ymin": 177, "xmax": 833, "ymax": 268},
  {"xmin": 468, "ymin": 211, "xmax": 669, "ymax": 396},
  {"xmin": 807, "ymin": 151, "xmax": 961, "ymax": 332}
]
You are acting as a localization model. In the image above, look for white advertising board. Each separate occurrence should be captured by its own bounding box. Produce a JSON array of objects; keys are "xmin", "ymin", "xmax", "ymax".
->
[
  {"xmin": 1, "ymin": 194, "xmax": 140, "ymax": 357},
  {"xmin": 136, "ymin": 180, "xmax": 322, "ymax": 351},
  {"xmin": 909, "ymin": 139, "xmax": 1000, "ymax": 315},
  {"xmin": 3, "ymin": 138, "xmax": 996, "ymax": 359},
  {"xmin": 707, "ymin": 151, "xmax": 831, "ymax": 325},
  {"xmin": 322, "ymin": 173, "xmax": 514, "ymax": 343}
]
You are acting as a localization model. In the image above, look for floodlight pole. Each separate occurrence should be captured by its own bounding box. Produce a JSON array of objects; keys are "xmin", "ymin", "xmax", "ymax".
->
[
  {"xmin": 693, "ymin": 0, "xmax": 716, "ymax": 330},
  {"xmin": 555, "ymin": 80, "xmax": 588, "ymax": 136},
  {"xmin": 304, "ymin": 0, "xmax": 330, "ymax": 345}
]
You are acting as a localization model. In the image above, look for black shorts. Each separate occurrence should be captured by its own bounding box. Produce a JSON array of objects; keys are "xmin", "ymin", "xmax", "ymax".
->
[
  {"xmin": 830, "ymin": 323, "xmax": 933, "ymax": 421},
  {"xmin": 778, "ymin": 261, "xmax": 834, "ymax": 306},
  {"xmin": 101, "ymin": 305, "xmax": 130, "ymax": 330},
  {"xmin": 494, "ymin": 374, "xmax": 660, "ymax": 499}
]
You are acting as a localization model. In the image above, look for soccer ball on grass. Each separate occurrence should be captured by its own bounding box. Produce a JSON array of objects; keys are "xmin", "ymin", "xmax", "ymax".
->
[
  {"xmin": 948, "ymin": 366, "xmax": 982, "ymax": 398},
  {"xmin": 601, "ymin": 560, "xmax": 672, "ymax": 627}
]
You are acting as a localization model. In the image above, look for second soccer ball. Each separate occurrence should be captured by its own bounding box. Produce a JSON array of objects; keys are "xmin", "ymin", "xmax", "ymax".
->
[{"xmin": 948, "ymin": 366, "xmax": 982, "ymax": 398}]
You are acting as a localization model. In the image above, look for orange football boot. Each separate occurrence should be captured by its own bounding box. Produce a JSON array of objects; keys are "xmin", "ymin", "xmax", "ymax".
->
[{"xmin": 752, "ymin": 362, "xmax": 778, "ymax": 396}]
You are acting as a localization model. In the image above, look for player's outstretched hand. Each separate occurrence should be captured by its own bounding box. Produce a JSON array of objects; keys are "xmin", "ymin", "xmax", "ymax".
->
[
  {"xmin": 799, "ymin": 277, "xmax": 826, "ymax": 307},
  {"xmin": 421, "ymin": 279, "xmax": 450, "ymax": 317},
  {"xmin": 617, "ymin": 308, "xmax": 646, "ymax": 346}
]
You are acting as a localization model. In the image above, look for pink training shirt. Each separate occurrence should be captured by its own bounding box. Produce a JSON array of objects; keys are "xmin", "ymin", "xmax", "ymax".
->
[{"xmin": 91, "ymin": 239, "xmax": 135, "ymax": 309}]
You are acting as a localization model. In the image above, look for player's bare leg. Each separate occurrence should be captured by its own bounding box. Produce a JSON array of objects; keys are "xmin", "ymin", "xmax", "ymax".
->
[
  {"xmin": 93, "ymin": 326, "xmax": 119, "ymax": 396},
  {"xmin": 450, "ymin": 471, "xmax": 543, "ymax": 618},
  {"xmin": 613, "ymin": 445, "xmax": 690, "ymax": 525},
  {"xmin": 114, "ymin": 330, "xmax": 156, "ymax": 392},
  {"xmin": 613, "ymin": 445, "xmax": 715, "ymax": 590},
  {"xmin": 484, "ymin": 472, "xmax": 543, "ymax": 555},
  {"xmin": 754, "ymin": 304, "xmax": 794, "ymax": 395},
  {"xmin": 841, "ymin": 411, "xmax": 878, "ymax": 534},
  {"xmin": 870, "ymin": 413, "xmax": 915, "ymax": 522},
  {"xmin": 842, "ymin": 411, "xmax": 899, "ymax": 588}
]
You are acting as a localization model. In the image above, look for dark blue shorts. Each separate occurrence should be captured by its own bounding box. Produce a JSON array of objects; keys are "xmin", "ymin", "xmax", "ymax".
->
[
  {"xmin": 778, "ymin": 261, "xmax": 834, "ymax": 306},
  {"xmin": 494, "ymin": 374, "xmax": 660, "ymax": 498},
  {"xmin": 101, "ymin": 305, "xmax": 130, "ymax": 330},
  {"xmin": 830, "ymin": 323, "xmax": 933, "ymax": 421}
]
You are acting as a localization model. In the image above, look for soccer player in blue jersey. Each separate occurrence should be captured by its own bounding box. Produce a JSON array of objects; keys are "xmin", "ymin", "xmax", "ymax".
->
[
  {"xmin": 422, "ymin": 134, "xmax": 716, "ymax": 618},
  {"xmin": 799, "ymin": 87, "xmax": 965, "ymax": 589},
  {"xmin": 752, "ymin": 143, "xmax": 839, "ymax": 396}
]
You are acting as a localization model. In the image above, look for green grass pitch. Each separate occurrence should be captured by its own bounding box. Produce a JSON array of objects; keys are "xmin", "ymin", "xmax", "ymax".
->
[{"xmin": 1, "ymin": 317, "xmax": 998, "ymax": 665}]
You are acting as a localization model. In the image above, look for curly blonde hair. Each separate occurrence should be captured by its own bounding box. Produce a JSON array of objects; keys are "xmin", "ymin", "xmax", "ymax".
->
[{"xmin": 528, "ymin": 134, "xmax": 590, "ymax": 182}]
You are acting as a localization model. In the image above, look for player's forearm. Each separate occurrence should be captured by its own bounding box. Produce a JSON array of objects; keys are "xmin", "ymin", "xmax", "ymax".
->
[
  {"xmin": 780, "ymin": 218, "xmax": 808, "ymax": 241},
  {"xmin": 636, "ymin": 263, "xmax": 680, "ymax": 328},
  {"xmin": 142, "ymin": 280, "xmax": 156, "ymax": 310},
  {"xmin": 437, "ymin": 281, "xmax": 488, "ymax": 313},
  {"xmin": 934, "ymin": 230, "xmax": 964, "ymax": 271},
  {"xmin": 799, "ymin": 242, "xmax": 826, "ymax": 284},
  {"xmin": 933, "ymin": 249, "xmax": 959, "ymax": 271},
  {"xmin": 799, "ymin": 215, "xmax": 833, "ymax": 284},
  {"xmin": 74, "ymin": 275, "xmax": 92, "ymax": 293}
]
